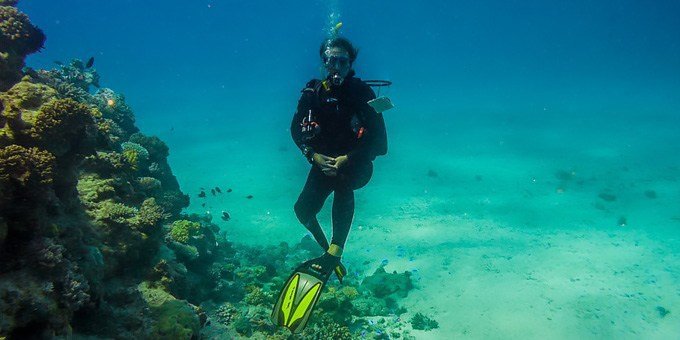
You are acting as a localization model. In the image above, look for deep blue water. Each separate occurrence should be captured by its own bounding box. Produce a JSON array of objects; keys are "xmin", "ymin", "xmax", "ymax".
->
[
  {"xmin": 18, "ymin": 0, "xmax": 680, "ymax": 246},
  {"xmin": 20, "ymin": 0, "xmax": 680, "ymax": 131}
]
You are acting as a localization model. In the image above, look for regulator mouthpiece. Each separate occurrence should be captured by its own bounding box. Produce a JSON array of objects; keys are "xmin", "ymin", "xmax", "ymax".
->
[{"xmin": 331, "ymin": 73, "xmax": 343, "ymax": 86}]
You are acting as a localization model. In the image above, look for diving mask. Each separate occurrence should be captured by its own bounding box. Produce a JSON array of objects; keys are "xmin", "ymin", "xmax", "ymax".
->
[
  {"xmin": 323, "ymin": 47, "xmax": 351, "ymax": 86},
  {"xmin": 324, "ymin": 55, "xmax": 350, "ymax": 68}
]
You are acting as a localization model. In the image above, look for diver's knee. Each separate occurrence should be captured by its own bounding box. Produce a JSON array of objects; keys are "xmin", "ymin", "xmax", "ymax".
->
[{"xmin": 294, "ymin": 200, "xmax": 313, "ymax": 223}]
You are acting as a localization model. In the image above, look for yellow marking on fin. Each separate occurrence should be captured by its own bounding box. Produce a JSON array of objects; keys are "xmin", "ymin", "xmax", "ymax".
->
[
  {"xmin": 287, "ymin": 282, "xmax": 322, "ymax": 327},
  {"xmin": 281, "ymin": 274, "xmax": 300, "ymax": 325},
  {"xmin": 322, "ymin": 80, "xmax": 330, "ymax": 91}
]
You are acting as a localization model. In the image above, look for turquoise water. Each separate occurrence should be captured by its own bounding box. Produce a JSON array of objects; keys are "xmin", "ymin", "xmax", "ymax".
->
[{"xmin": 17, "ymin": 0, "xmax": 680, "ymax": 338}]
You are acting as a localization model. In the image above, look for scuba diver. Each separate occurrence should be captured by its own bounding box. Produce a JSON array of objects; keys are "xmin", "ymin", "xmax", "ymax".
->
[{"xmin": 271, "ymin": 35, "xmax": 388, "ymax": 333}]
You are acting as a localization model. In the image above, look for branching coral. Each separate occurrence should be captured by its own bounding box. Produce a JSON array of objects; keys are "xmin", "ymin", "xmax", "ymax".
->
[
  {"xmin": 169, "ymin": 220, "xmax": 200, "ymax": 244},
  {"xmin": 133, "ymin": 198, "xmax": 166, "ymax": 229},
  {"xmin": 135, "ymin": 176, "xmax": 162, "ymax": 193},
  {"xmin": 83, "ymin": 151, "xmax": 130, "ymax": 174},
  {"xmin": 0, "ymin": 144, "xmax": 54, "ymax": 185},
  {"xmin": 49, "ymin": 59, "xmax": 100, "ymax": 91},
  {"xmin": 76, "ymin": 173, "xmax": 116, "ymax": 207},
  {"xmin": 214, "ymin": 302, "xmax": 239, "ymax": 325},
  {"xmin": 243, "ymin": 286, "xmax": 270, "ymax": 306},
  {"xmin": 93, "ymin": 88, "xmax": 137, "ymax": 137},
  {"xmin": 120, "ymin": 142, "xmax": 149, "ymax": 171},
  {"xmin": 61, "ymin": 269, "xmax": 91, "ymax": 310},
  {"xmin": 91, "ymin": 200, "xmax": 137, "ymax": 226},
  {"xmin": 128, "ymin": 133, "xmax": 169, "ymax": 161},
  {"xmin": 302, "ymin": 314, "xmax": 353, "ymax": 340}
]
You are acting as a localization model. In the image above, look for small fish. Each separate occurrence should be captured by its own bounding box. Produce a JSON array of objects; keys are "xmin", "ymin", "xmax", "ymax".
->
[
  {"xmin": 227, "ymin": 188, "xmax": 232, "ymax": 193},
  {"xmin": 53, "ymin": 60, "xmax": 64, "ymax": 66},
  {"xmin": 85, "ymin": 56, "xmax": 95, "ymax": 68},
  {"xmin": 211, "ymin": 189, "xmax": 216, "ymax": 196},
  {"xmin": 201, "ymin": 203, "xmax": 206, "ymax": 207},
  {"xmin": 246, "ymin": 195, "xmax": 253, "ymax": 199},
  {"xmin": 198, "ymin": 191, "xmax": 206, "ymax": 198},
  {"xmin": 200, "ymin": 187, "xmax": 205, "ymax": 190},
  {"xmin": 215, "ymin": 186, "xmax": 222, "ymax": 194},
  {"xmin": 221, "ymin": 211, "xmax": 230, "ymax": 221}
]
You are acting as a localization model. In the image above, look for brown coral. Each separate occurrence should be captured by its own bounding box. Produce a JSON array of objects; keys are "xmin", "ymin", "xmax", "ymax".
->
[
  {"xmin": 30, "ymin": 98, "xmax": 97, "ymax": 156},
  {"xmin": 0, "ymin": 144, "xmax": 54, "ymax": 187},
  {"xmin": 0, "ymin": 144, "xmax": 54, "ymax": 212},
  {"xmin": 0, "ymin": 6, "xmax": 46, "ymax": 90},
  {"xmin": 133, "ymin": 197, "xmax": 166, "ymax": 229},
  {"xmin": 0, "ymin": 77, "xmax": 58, "ymax": 144}
]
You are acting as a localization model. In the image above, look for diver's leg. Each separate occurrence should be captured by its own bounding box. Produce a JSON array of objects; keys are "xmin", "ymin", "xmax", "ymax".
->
[
  {"xmin": 294, "ymin": 167, "xmax": 333, "ymax": 250},
  {"xmin": 330, "ymin": 187, "xmax": 355, "ymax": 249},
  {"xmin": 306, "ymin": 187, "xmax": 353, "ymax": 282}
]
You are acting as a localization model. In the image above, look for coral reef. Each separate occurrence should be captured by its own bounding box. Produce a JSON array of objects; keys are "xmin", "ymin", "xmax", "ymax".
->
[
  {"xmin": 29, "ymin": 98, "xmax": 98, "ymax": 156},
  {"xmin": 169, "ymin": 219, "xmax": 200, "ymax": 244},
  {"xmin": 138, "ymin": 281, "xmax": 201, "ymax": 339},
  {"xmin": 0, "ymin": 4, "xmax": 45, "ymax": 91},
  {"xmin": 0, "ymin": 9, "xmax": 421, "ymax": 339},
  {"xmin": 0, "ymin": 77, "xmax": 57, "ymax": 145},
  {"xmin": 361, "ymin": 265, "xmax": 414, "ymax": 299},
  {"xmin": 410, "ymin": 312, "xmax": 439, "ymax": 330},
  {"xmin": 120, "ymin": 141, "xmax": 149, "ymax": 171},
  {"xmin": 0, "ymin": 10, "xmax": 195, "ymax": 338}
]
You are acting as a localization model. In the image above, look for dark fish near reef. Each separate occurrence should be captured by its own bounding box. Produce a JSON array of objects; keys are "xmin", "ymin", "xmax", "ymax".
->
[
  {"xmin": 246, "ymin": 195, "xmax": 253, "ymax": 199},
  {"xmin": 198, "ymin": 191, "xmax": 206, "ymax": 198},
  {"xmin": 201, "ymin": 203, "xmax": 206, "ymax": 207},
  {"xmin": 215, "ymin": 187, "xmax": 222, "ymax": 194},
  {"xmin": 211, "ymin": 189, "xmax": 216, "ymax": 196},
  {"xmin": 54, "ymin": 60, "xmax": 64, "ymax": 66},
  {"xmin": 221, "ymin": 211, "xmax": 230, "ymax": 221},
  {"xmin": 227, "ymin": 188, "xmax": 232, "ymax": 193},
  {"xmin": 85, "ymin": 56, "xmax": 95, "ymax": 68}
]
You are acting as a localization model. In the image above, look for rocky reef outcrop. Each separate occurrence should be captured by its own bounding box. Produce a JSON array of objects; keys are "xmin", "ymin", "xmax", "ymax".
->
[
  {"xmin": 0, "ymin": 2, "xmax": 194, "ymax": 337},
  {"xmin": 0, "ymin": 2, "xmax": 44, "ymax": 91}
]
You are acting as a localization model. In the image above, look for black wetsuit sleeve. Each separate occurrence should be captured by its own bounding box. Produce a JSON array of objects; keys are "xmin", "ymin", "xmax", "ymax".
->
[
  {"xmin": 290, "ymin": 82, "xmax": 317, "ymax": 156},
  {"xmin": 347, "ymin": 85, "xmax": 388, "ymax": 163}
]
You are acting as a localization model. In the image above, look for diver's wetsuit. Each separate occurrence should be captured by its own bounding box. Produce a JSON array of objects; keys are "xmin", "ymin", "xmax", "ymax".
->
[{"xmin": 291, "ymin": 72, "xmax": 387, "ymax": 250}]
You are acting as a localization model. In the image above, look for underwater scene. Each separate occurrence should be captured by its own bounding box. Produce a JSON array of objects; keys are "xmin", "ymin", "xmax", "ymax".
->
[{"xmin": 1, "ymin": 0, "xmax": 679, "ymax": 339}]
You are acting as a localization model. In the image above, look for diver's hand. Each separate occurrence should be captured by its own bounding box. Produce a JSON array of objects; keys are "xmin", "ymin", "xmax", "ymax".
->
[
  {"xmin": 333, "ymin": 155, "xmax": 349, "ymax": 169},
  {"xmin": 312, "ymin": 153, "xmax": 337, "ymax": 176},
  {"xmin": 323, "ymin": 155, "xmax": 349, "ymax": 177}
]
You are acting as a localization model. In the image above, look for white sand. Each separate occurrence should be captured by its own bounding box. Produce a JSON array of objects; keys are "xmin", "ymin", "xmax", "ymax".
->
[{"xmin": 152, "ymin": 112, "xmax": 680, "ymax": 339}]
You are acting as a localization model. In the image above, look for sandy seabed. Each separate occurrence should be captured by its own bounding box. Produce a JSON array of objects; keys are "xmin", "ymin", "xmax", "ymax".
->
[{"xmin": 156, "ymin": 113, "xmax": 680, "ymax": 339}]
